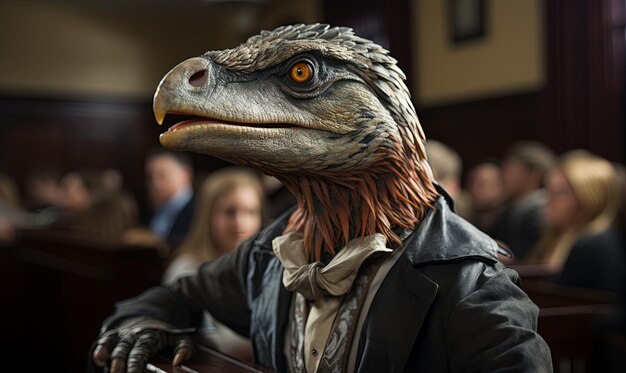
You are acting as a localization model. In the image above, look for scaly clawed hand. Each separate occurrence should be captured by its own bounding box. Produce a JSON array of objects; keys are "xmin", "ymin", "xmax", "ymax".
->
[{"xmin": 92, "ymin": 316, "xmax": 196, "ymax": 373}]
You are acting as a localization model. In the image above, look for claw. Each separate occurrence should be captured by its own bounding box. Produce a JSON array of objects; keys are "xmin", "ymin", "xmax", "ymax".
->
[
  {"xmin": 111, "ymin": 357, "xmax": 126, "ymax": 373},
  {"xmin": 93, "ymin": 345, "xmax": 109, "ymax": 367},
  {"xmin": 172, "ymin": 346, "xmax": 191, "ymax": 367}
]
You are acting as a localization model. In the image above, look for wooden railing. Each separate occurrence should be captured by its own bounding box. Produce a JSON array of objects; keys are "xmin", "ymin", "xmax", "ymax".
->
[
  {"xmin": 520, "ymin": 278, "xmax": 622, "ymax": 373},
  {"xmin": 151, "ymin": 343, "xmax": 279, "ymax": 373}
]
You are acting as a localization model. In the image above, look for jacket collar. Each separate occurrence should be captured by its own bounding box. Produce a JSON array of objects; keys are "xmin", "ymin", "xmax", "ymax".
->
[
  {"xmin": 404, "ymin": 195, "xmax": 498, "ymax": 266},
  {"xmin": 253, "ymin": 205, "xmax": 296, "ymax": 249}
]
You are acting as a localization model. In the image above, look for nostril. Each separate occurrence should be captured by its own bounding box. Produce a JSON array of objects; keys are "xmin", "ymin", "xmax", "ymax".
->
[{"xmin": 188, "ymin": 69, "xmax": 208, "ymax": 87}]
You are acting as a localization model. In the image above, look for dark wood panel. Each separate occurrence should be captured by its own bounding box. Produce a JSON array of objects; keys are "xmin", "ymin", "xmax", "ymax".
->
[
  {"xmin": 0, "ymin": 228, "xmax": 165, "ymax": 373},
  {"xmin": 322, "ymin": 0, "xmax": 413, "ymax": 89},
  {"xmin": 417, "ymin": 91, "xmax": 542, "ymax": 172},
  {"xmin": 521, "ymin": 279, "xmax": 621, "ymax": 373},
  {"xmin": 0, "ymin": 96, "xmax": 231, "ymax": 214},
  {"xmin": 0, "ymin": 96, "xmax": 158, "ymax": 200},
  {"xmin": 541, "ymin": 0, "xmax": 625, "ymax": 162}
]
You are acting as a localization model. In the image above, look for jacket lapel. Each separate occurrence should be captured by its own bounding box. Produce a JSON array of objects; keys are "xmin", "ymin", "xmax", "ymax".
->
[
  {"xmin": 352, "ymin": 195, "xmax": 498, "ymax": 372},
  {"xmin": 354, "ymin": 253, "xmax": 438, "ymax": 373},
  {"xmin": 246, "ymin": 208, "xmax": 295, "ymax": 371}
]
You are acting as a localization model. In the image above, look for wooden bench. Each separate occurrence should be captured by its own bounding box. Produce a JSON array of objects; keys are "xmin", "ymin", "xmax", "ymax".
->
[
  {"xmin": 521, "ymin": 279, "xmax": 622, "ymax": 373},
  {"xmin": 509, "ymin": 262, "xmax": 560, "ymax": 281},
  {"xmin": 0, "ymin": 228, "xmax": 165, "ymax": 373}
]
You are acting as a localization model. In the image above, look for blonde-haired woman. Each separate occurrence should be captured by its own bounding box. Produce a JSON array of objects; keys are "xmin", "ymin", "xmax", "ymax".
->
[
  {"xmin": 162, "ymin": 167, "xmax": 264, "ymax": 359},
  {"xmin": 526, "ymin": 150, "xmax": 624, "ymax": 292},
  {"xmin": 162, "ymin": 167, "xmax": 265, "ymax": 283}
]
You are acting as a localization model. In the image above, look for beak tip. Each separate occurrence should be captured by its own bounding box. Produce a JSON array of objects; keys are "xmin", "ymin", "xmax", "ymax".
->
[
  {"xmin": 153, "ymin": 95, "xmax": 167, "ymax": 126},
  {"xmin": 153, "ymin": 80, "xmax": 170, "ymax": 126}
]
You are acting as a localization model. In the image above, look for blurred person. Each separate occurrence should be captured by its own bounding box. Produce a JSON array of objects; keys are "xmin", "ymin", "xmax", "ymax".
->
[
  {"xmin": 22, "ymin": 167, "xmax": 70, "ymax": 228},
  {"xmin": 59, "ymin": 170, "xmax": 105, "ymax": 215},
  {"xmin": 613, "ymin": 162, "xmax": 625, "ymax": 238},
  {"xmin": 0, "ymin": 172, "xmax": 33, "ymax": 242},
  {"xmin": 73, "ymin": 189, "xmax": 167, "ymax": 253},
  {"xmin": 465, "ymin": 160, "xmax": 506, "ymax": 232},
  {"xmin": 0, "ymin": 172, "xmax": 20, "ymax": 243},
  {"xmin": 598, "ymin": 161, "xmax": 626, "ymax": 372},
  {"xmin": 0, "ymin": 216, "xmax": 14, "ymax": 244},
  {"xmin": 101, "ymin": 168, "xmax": 124, "ymax": 192},
  {"xmin": 144, "ymin": 148, "xmax": 195, "ymax": 251},
  {"xmin": 162, "ymin": 168, "xmax": 264, "ymax": 283},
  {"xmin": 162, "ymin": 167, "xmax": 264, "ymax": 358},
  {"xmin": 23, "ymin": 167, "xmax": 63, "ymax": 211},
  {"xmin": 487, "ymin": 141, "xmax": 556, "ymax": 259},
  {"xmin": 0, "ymin": 172, "xmax": 23, "ymax": 212},
  {"xmin": 24, "ymin": 167, "xmax": 123, "ymax": 229},
  {"xmin": 38, "ymin": 168, "xmax": 112, "ymax": 230},
  {"xmin": 525, "ymin": 150, "xmax": 623, "ymax": 292},
  {"xmin": 425, "ymin": 139, "xmax": 472, "ymax": 218}
]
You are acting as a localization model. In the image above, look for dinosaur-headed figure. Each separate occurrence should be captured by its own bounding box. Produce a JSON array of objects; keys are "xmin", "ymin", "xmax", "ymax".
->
[
  {"xmin": 92, "ymin": 23, "xmax": 552, "ymax": 373},
  {"xmin": 153, "ymin": 23, "xmax": 439, "ymax": 262}
]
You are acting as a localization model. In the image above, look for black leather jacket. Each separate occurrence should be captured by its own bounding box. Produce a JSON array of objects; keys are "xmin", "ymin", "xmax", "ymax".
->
[{"xmin": 100, "ymin": 196, "xmax": 552, "ymax": 372}]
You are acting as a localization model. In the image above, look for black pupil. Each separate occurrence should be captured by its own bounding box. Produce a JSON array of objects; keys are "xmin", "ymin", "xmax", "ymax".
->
[{"xmin": 297, "ymin": 67, "xmax": 303, "ymax": 76}]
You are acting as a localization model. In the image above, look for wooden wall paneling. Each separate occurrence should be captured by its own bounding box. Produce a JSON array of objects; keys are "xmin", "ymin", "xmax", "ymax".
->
[
  {"xmin": 541, "ymin": 0, "xmax": 625, "ymax": 162},
  {"xmin": 418, "ymin": 92, "xmax": 541, "ymax": 174},
  {"xmin": 322, "ymin": 0, "xmax": 413, "ymax": 88},
  {"xmin": 0, "ymin": 96, "xmax": 234, "ymax": 215},
  {"xmin": 0, "ymin": 97, "xmax": 156, "ymax": 206}
]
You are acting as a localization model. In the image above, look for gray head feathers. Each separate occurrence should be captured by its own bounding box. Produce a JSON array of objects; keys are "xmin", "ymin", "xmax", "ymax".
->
[{"xmin": 205, "ymin": 23, "xmax": 425, "ymax": 159}]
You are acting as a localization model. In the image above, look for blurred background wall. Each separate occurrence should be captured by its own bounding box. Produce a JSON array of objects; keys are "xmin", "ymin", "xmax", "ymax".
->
[{"xmin": 0, "ymin": 0, "xmax": 623, "ymax": 210}]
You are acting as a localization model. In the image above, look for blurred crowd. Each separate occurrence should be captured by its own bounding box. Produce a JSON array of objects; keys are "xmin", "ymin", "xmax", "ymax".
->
[
  {"xmin": 426, "ymin": 139, "xmax": 625, "ymax": 294},
  {"xmin": 0, "ymin": 147, "xmax": 295, "ymax": 264},
  {"xmin": 1, "ymin": 140, "xmax": 624, "ymax": 298}
]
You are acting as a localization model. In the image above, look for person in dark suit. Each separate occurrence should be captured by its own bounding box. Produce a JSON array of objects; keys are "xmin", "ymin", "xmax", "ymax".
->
[
  {"xmin": 144, "ymin": 148, "xmax": 195, "ymax": 251},
  {"xmin": 487, "ymin": 141, "xmax": 556, "ymax": 259}
]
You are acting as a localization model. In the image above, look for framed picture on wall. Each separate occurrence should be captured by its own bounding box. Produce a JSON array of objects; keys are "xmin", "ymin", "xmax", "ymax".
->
[{"xmin": 449, "ymin": 0, "xmax": 486, "ymax": 44}]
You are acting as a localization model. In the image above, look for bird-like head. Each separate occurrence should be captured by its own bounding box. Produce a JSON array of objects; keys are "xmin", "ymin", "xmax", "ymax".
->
[{"xmin": 154, "ymin": 24, "xmax": 438, "ymax": 261}]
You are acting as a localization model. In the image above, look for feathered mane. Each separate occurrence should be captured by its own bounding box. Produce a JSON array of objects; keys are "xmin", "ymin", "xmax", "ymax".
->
[
  {"xmin": 256, "ymin": 25, "xmax": 441, "ymax": 261},
  {"xmin": 281, "ymin": 129, "xmax": 438, "ymax": 262}
]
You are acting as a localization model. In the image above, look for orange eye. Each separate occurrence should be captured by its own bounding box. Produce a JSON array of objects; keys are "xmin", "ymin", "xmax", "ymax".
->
[{"xmin": 289, "ymin": 62, "xmax": 313, "ymax": 83}]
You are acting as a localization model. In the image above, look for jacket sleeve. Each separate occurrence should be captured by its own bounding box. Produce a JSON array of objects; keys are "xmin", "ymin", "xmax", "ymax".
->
[
  {"xmin": 446, "ymin": 267, "xmax": 553, "ymax": 372},
  {"xmin": 101, "ymin": 234, "xmax": 256, "ymax": 337}
]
